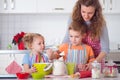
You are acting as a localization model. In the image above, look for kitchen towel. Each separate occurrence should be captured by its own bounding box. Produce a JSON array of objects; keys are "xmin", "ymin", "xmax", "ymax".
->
[{"xmin": 5, "ymin": 60, "xmax": 22, "ymax": 74}]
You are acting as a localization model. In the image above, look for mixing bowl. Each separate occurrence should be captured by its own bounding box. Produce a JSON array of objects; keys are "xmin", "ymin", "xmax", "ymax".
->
[
  {"xmin": 32, "ymin": 63, "xmax": 52, "ymax": 79},
  {"xmin": 31, "ymin": 72, "xmax": 44, "ymax": 79}
]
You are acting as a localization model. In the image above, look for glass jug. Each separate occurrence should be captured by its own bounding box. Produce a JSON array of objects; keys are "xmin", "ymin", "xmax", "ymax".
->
[
  {"xmin": 92, "ymin": 60, "xmax": 101, "ymax": 79},
  {"xmin": 103, "ymin": 60, "xmax": 118, "ymax": 77}
]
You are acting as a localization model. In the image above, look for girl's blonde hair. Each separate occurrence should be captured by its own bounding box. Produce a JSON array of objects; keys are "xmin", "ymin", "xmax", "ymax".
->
[
  {"xmin": 22, "ymin": 33, "xmax": 44, "ymax": 49},
  {"xmin": 72, "ymin": 0, "xmax": 106, "ymax": 39}
]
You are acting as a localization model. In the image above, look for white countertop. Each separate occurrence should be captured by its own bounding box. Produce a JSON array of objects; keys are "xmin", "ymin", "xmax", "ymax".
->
[
  {"xmin": 0, "ymin": 74, "xmax": 120, "ymax": 80},
  {"xmin": 44, "ymin": 74, "xmax": 120, "ymax": 80},
  {"xmin": 29, "ymin": 74, "xmax": 120, "ymax": 80}
]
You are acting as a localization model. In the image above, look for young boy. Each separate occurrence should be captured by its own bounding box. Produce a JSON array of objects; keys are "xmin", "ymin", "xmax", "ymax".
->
[{"xmin": 54, "ymin": 21, "xmax": 95, "ymax": 78}]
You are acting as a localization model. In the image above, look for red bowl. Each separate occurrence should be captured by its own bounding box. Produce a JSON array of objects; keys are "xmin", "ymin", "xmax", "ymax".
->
[{"xmin": 16, "ymin": 72, "xmax": 30, "ymax": 79}]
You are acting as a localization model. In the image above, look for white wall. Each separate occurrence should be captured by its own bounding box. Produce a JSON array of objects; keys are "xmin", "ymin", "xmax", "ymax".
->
[
  {"xmin": 0, "ymin": 14, "xmax": 120, "ymax": 50},
  {"xmin": 104, "ymin": 14, "xmax": 120, "ymax": 50}
]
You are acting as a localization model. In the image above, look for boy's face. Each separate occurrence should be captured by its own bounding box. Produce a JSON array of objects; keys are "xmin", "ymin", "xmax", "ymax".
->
[
  {"xmin": 69, "ymin": 29, "xmax": 83, "ymax": 46},
  {"xmin": 31, "ymin": 36, "xmax": 45, "ymax": 53}
]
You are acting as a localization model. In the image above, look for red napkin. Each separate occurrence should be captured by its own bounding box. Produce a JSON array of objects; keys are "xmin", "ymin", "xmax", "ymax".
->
[
  {"xmin": 80, "ymin": 71, "xmax": 91, "ymax": 78},
  {"xmin": 5, "ymin": 60, "xmax": 22, "ymax": 74}
]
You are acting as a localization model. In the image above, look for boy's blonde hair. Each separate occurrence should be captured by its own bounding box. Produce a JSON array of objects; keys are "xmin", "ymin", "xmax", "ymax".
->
[
  {"xmin": 22, "ymin": 33, "xmax": 44, "ymax": 49},
  {"xmin": 69, "ymin": 21, "xmax": 87, "ymax": 35}
]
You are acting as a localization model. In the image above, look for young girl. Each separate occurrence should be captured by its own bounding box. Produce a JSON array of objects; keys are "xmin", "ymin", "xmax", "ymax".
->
[{"xmin": 22, "ymin": 33, "xmax": 53, "ymax": 73}]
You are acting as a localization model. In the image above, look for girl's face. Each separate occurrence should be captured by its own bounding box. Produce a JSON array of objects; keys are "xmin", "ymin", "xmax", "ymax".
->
[
  {"xmin": 31, "ymin": 37, "xmax": 45, "ymax": 54},
  {"xmin": 69, "ymin": 30, "xmax": 83, "ymax": 46},
  {"xmin": 81, "ymin": 5, "xmax": 95, "ymax": 21}
]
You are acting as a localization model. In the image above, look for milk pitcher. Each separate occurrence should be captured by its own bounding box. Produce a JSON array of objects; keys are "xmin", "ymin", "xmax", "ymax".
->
[{"xmin": 53, "ymin": 59, "xmax": 67, "ymax": 75}]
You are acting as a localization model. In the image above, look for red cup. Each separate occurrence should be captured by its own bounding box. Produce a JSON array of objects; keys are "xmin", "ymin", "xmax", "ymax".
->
[{"xmin": 16, "ymin": 72, "xmax": 30, "ymax": 79}]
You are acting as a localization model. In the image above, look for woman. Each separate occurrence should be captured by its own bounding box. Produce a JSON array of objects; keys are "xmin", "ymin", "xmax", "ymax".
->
[{"xmin": 63, "ymin": 0, "xmax": 109, "ymax": 70}]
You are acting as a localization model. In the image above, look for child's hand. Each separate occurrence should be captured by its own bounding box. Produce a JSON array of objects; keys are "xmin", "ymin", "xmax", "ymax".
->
[
  {"xmin": 53, "ymin": 51, "xmax": 60, "ymax": 59},
  {"xmin": 31, "ymin": 66, "xmax": 37, "ymax": 73},
  {"xmin": 78, "ymin": 64, "xmax": 87, "ymax": 71},
  {"xmin": 46, "ymin": 49, "xmax": 54, "ymax": 60}
]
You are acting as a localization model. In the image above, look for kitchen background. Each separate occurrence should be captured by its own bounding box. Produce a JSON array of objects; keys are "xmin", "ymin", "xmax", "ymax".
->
[
  {"xmin": 0, "ymin": 0, "xmax": 120, "ymax": 50},
  {"xmin": 0, "ymin": 14, "xmax": 120, "ymax": 50},
  {"xmin": 0, "ymin": 0, "xmax": 120, "ymax": 75}
]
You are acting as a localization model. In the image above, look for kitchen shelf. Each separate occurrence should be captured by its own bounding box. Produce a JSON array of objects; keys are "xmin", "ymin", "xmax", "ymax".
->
[{"xmin": 0, "ymin": 50, "xmax": 29, "ymax": 54}]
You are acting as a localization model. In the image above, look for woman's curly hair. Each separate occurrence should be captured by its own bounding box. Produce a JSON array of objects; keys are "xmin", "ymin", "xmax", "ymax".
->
[{"xmin": 72, "ymin": 0, "xmax": 106, "ymax": 39}]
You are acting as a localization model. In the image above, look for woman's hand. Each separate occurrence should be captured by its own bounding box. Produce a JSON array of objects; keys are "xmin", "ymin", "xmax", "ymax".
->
[{"xmin": 85, "ymin": 63, "xmax": 92, "ymax": 71}]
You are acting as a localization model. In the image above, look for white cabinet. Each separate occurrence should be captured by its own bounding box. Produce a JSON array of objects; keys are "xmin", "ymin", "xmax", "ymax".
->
[
  {"xmin": 0, "ymin": 0, "xmax": 36, "ymax": 13},
  {"xmin": 100, "ymin": 0, "xmax": 120, "ymax": 14},
  {"xmin": 36, "ymin": 0, "xmax": 77, "ymax": 13},
  {"xmin": 0, "ymin": 0, "xmax": 8, "ymax": 13}
]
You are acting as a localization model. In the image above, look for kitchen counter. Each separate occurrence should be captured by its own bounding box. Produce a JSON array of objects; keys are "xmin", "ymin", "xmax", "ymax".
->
[
  {"xmin": 44, "ymin": 74, "xmax": 120, "ymax": 80},
  {"xmin": 1, "ymin": 74, "xmax": 120, "ymax": 80},
  {"xmin": 110, "ymin": 49, "xmax": 120, "ymax": 53},
  {"xmin": 0, "ymin": 50, "xmax": 29, "ymax": 54}
]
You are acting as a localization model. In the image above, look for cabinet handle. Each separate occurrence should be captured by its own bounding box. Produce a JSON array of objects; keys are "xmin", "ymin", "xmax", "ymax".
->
[
  {"xmin": 109, "ymin": 0, "xmax": 112, "ymax": 10},
  {"xmin": 102, "ymin": 0, "xmax": 105, "ymax": 10},
  {"xmin": 11, "ymin": 0, "xmax": 15, "ymax": 10},
  {"xmin": 4, "ymin": 0, "xmax": 7, "ymax": 10},
  {"xmin": 54, "ymin": 8, "xmax": 64, "ymax": 10}
]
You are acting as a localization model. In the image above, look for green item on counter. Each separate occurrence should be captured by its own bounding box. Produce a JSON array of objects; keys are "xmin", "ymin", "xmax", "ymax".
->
[
  {"xmin": 7, "ymin": 44, "xmax": 12, "ymax": 49},
  {"xmin": 31, "ymin": 72, "xmax": 44, "ymax": 80},
  {"xmin": 66, "ymin": 62, "xmax": 75, "ymax": 75},
  {"xmin": 32, "ymin": 63, "xmax": 52, "ymax": 75}
]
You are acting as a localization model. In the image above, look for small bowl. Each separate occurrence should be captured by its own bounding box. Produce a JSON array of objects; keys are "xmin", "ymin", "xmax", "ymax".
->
[
  {"xmin": 16, "ymin": 72, "xmax": 29, "ymax": 79},
  {"xmin": 31, "ymin": 72, "xmax": 44, "ymax": 79}
]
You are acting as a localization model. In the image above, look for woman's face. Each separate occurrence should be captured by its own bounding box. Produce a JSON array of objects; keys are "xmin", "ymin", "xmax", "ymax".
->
[{"xmin": 81, "ymin": 5, "xmax": 95, "ymax": 21}]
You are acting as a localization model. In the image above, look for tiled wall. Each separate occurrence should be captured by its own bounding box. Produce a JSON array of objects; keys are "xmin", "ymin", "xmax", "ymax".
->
[
  {"xmin": 0, "ymin": 14, "xmax": 70, "ymax": 49},
  {"xmin": 0, "ymin": 14, "xmax": 120, "ymax": 50}
]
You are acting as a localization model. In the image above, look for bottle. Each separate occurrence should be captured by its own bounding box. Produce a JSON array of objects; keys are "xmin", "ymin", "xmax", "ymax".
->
[{"xmin": 92, "ymin": 60, "xmax": 101, "ymax": 79}]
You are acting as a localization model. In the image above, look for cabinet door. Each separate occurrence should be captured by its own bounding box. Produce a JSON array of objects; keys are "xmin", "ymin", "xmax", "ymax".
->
[
  {"xmin": 10, "ymin": 0, "xmax": 36, "ymax": 13},
  {"xmin": 0, "ymin": 0, "xmax": 9, "ymax": 13},
  {"xmin": 100, "ymin": 0, "xmax": 120, "ymax": 14},
  {"xmin": 109, "ymin": 0, "xmax": 120, "ymax": 13},
  {"xmin": 0, "ymin": 0, "xmax": 36, "ymax": 13},
  {"xmin": 37, "ymin": 0, "xmax": 77, "ymax": 13}
]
